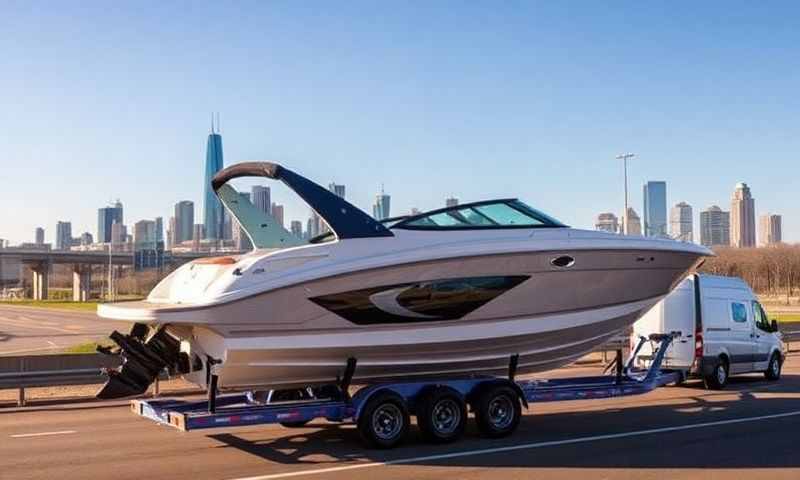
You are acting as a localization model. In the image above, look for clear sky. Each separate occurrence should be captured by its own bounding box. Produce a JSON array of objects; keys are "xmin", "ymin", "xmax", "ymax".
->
[{"xmin": 1, "ymin": 1, "xmax": 798, "ymax": 244}]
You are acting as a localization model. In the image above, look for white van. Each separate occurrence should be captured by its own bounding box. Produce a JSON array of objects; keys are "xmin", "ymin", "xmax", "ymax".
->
[{"xmin": 632, "ymin": 274, "xmax": 786, "ymax": 389}]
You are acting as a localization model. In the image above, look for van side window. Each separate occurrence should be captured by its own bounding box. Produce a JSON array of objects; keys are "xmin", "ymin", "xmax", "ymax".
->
[
  {"xmin": 731, "ymin": 302, "xmax": 748, "ymax": 323},
  {"xmin": 752, "ymin": 301, "xmax": 770, "ymax": 331}
]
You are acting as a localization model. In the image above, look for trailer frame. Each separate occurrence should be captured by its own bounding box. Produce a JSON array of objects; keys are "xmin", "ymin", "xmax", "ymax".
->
[{"xmin": 131, "ymin": 333, "xmax": 681, "ymax": 447}]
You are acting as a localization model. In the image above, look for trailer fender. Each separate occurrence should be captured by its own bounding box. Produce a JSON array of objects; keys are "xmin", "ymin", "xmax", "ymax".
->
[
  {"xmin": 351, "ymin": 386, "xmax": 403, "ymax": 422},
  {"xmin": 467, "ymin": 379, "xmax": 528, "ymax": 410}
]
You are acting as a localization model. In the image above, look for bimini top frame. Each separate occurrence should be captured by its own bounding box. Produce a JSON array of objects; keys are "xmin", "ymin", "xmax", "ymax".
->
[{"xmin": 212, "ymin": 162, "xmax": 393, "ymax": 242}]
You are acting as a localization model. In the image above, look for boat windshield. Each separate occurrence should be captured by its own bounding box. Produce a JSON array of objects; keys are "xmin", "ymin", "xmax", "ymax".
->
[{"xmin": 392, "ymin": 199, "xmax": 565, "ymax": 230}]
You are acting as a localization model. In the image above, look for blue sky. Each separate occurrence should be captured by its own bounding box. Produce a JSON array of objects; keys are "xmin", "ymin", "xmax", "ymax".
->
[{"xmin": 1, "ymin": 1, "xmax": 798, "ymax": 244}]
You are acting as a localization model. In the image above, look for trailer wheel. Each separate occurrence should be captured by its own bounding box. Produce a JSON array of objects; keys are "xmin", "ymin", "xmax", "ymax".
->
[
  {"xmin": 358, "ymin": 391, "xmax": 409, "ymax": 449},
  {"xmin": 764, "ymin": 353, "xmax": 782, "ymax": 381},
  {"xmin": 703, "ymin": 357, "xmax": 729, "ymax": 390},
  {"xmin": 473, "ymin": 384, "xmax": 521, "ymax": 438},
  {"xmin": 416, "ymin": 386, "xmax": 467, "ymax": 444}
]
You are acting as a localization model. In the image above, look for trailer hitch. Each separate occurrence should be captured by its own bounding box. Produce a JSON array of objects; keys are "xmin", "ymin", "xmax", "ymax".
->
[{"xmin": 96, "ymin": 324, "xmax": 184, "ymax": 399}]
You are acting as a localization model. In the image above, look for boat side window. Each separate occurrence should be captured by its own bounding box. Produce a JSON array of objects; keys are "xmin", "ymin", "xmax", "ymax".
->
[
  {"xmin": 752, "ymin": 301, "xmax": 771, "ymax": 332},
  {"xmin": 730, "ymin": 302, "xmax": 748, "ymax": 323}
]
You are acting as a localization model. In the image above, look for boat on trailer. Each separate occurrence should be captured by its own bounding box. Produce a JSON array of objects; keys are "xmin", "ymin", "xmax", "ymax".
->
[{"xmin": 96, "ymin": 161, "xmax": 710, "ymax": 400}]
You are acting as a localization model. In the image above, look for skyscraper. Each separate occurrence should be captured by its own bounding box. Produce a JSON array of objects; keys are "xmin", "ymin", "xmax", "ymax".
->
[
  {"xmin": 290, "ymin": 220, "xmax": 303, "ymax": 238},
  {"xmin": 55, "ymin": 221, "xmax": 72, "ymax": 250},
  {"xmin": 111, "ymin": 221, "xmax": 127, "ymax": 251},
  {"xmin": 623, "ymin": 208, "xmax": 642, "ymax": 236},
  {"xmin": 252, "ymin": 186, "xmax": 271, "ymax": 214},
  {"xmin": 133, "ymin": 220, "xmax": 157, "ymax": 250},
  {"xmin": 97, "ymin": 200, "xmax": 123, "ymax": 243},
  {"xmin": 669, "ymin": 202, "xmax": 693, "ymax": 242},
  {"xmin": 35, "ymin": 227, "xmax": 44, "ymax": 245},
  {"xmin": 730, "ymin": 182, "xmax": 756, "ymax": 248},
  {"xmin": 759, "ymin": 214, "xmax": 782, "ymax": 246},
  {"xmin": 232, "ymin": 192, "xmax": 254, "ymax": 251},
  {"xmin": 643, "ymin": 181, "xmax": 667, "ymax": 237},
  {"xmin": 174, "ymin": 200, "xmax": 195, "ymax": 244},
  {"xmin": 306, "ymin": 217, "xmax": 316, "ymax": 240},
  {"xmin": 595, "ymin": 213, "xmax": 619, "ymax": 233},
  {"xmin": 80, "ymin": 232, "xmax": 93, "ymax": 246},
  {"xmin": 271, "ymin": 203, "xmax": 285, "ymax": 228},
  {"xmin": 699, "ymin": 206, "xmax": 730, "ymax": 247},
  {"xmin": 328, "ymin": 183, "xmax": 346, "ymax": 198},
  {"xmin": 445, "ymin": 197, "xmax": 459, "ymax": 207},
  {"xmin": 155, "ymin": 217, "xmax": 164, "ymax": 250},
  {"xmin": 203, "ymin": 119, "xmax": 225, "ymax": 240},
  {"xmin": 192, "ymin": 224, "xmax": 204, "ymax": 252},
  {"xmin": 372, "ymin": 187, "xmax": 391, "ymax": 220}
]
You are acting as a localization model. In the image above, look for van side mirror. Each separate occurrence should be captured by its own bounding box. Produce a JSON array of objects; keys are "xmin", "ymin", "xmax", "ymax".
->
[{"xmin": 771, "ymin": 319, "xmax": 779, "ymax": 332}]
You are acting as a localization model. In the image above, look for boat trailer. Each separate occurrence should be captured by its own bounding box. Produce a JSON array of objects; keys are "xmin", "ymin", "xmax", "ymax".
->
[{"xmin": 131, "ymin": 333, "xmax": 682, "ymax": 448}]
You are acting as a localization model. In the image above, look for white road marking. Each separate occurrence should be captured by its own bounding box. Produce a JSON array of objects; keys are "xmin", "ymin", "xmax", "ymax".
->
[
  {"xmin": 0, "ymin": 317, "xmax": 78, "ymax": 334},
  {"xmin": 231, "ymin": 409, "xmax": 800, "ymax": 480},
  {"xmin": 10, "ymin": 430, "xmax": 77, "ymax": 439}
]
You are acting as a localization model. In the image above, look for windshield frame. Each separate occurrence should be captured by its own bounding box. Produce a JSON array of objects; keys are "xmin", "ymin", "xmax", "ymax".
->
[{"xmin": 391, "ymin": 199, "xmax": 567, "ymax": 231}]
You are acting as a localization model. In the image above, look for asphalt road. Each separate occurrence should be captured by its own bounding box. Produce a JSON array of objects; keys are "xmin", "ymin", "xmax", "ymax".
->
[
  {"xmin": 2, "ymin": 355, "xmax": 798, "ymax": 480},
  {"xmin": 0, "ymin": 305, "xmax": 129, "ymax": 355}
]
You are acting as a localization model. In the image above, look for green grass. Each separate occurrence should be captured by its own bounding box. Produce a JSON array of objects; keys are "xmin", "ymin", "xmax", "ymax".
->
[
  {"xmin": 62, "ymin": 341, "xmax": 111, "ymax": 354},
  {"xmin": 775, "ymin": 313, "xmax": 800, "ymax": 324},
  {"xmin": 0, "ymin": 300, "xmax": 100, "ymax": 311}
]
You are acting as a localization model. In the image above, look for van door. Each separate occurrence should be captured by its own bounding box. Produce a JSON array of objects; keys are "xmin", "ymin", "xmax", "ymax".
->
[
  {"xmin": 751, "ymin": 301, "xmax": 773, "ymax": 371},
  {"xmin": 728, "ymin": 301, "xmax": 755, "ymax": 374}
]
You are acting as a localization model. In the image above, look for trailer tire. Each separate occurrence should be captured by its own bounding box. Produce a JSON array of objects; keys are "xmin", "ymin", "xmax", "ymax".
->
[
  {"xmin": 473, "ymin": 384, "xmax": 521, "ymax": 438},
  {"xmin": 764, "ymin": 353, "xmax": 782, "ymax": 381},
  {"xmin": 416, "ymin": 386, "xmax": 467, "ymax": 444},
  {"xmin": 358, "ymin": 391, "xmax": 409, "ymax": 449},
  {"xmin": 703, "ymin": 356, "xmax": 729, "ymax": 390}
]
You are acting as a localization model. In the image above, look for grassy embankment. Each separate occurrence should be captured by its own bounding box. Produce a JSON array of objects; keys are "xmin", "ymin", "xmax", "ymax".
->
[
  {"xmin": 0, "ymin": 297, "xmax": 143, "ymax": 312},
  {"xmin": 775, "ymin": 313, "xmax": 800, "ymax": 324},
  {"xmin": 0, "ymin": 300, "xmax": 100, "ymax": 311}
]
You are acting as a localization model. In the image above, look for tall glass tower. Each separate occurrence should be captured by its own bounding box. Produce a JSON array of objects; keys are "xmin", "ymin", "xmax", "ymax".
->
[
  {"xmin": 372, "ymin": 187, "xmax": 391, "ymax": 220},
  {"xmin": 203, "ymin": 118, "xmax": 225, "ymax": 240},
  {"xmin": 643, "ymin": 181, "xmax": 667, "ymax": 237}
]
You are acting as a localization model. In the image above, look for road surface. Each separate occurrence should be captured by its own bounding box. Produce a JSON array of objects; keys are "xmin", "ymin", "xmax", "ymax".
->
[
  {"xmin": 2, "ymin": 354, "xmax": 798, "ymax": 480},
  {"xmin": 0, "ymin": 305, "xmax": 128, "ymax": 355}
]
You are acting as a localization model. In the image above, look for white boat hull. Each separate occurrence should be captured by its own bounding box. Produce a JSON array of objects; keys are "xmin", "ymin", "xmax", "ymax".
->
[{"xmin": 182, "ymin": 296, "xmax": 657, "ymax": 390}]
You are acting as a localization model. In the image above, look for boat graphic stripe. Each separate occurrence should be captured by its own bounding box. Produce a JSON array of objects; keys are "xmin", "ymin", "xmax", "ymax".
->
[{"xmin": 309, "ymin": 275, "xmax": 530, "ymax": 325}]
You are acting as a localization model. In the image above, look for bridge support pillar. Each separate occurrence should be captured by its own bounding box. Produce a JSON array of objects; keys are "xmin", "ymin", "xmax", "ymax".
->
[
  {"xmin": 73, "ymin": 265, "xmax": 92, "ymax": 302},
  {"xmin": 30, "ymin": 262, "xmax": 50, "ymax": 300}
]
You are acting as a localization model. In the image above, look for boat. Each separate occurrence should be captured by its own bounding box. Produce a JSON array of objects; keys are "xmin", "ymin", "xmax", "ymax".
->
[{"xmin": 95, "ymin": 161, "xmax": 711, "ymax": 399}]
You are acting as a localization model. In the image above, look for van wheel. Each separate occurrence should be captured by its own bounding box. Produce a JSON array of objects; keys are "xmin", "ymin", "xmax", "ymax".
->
[
  {"xmin": 704, "ymin": 357, "xmax": 728, "ymax": 390},
  {"xmin": 764, "ymin": 353, "xmax": 782, "ymax": 381},
  {"xmin": 416, "ymin": 386, "xmax": 467, "ymax": 444}
]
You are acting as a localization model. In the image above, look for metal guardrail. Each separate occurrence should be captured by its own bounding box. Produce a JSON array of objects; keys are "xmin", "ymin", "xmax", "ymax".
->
[
  {"xmin": 0, "ymin": 353, "xmax": 121, "ymax": 406},
  {"xmin": 783, "ymin": 330, "xmax": 800, "ymax": 351}
]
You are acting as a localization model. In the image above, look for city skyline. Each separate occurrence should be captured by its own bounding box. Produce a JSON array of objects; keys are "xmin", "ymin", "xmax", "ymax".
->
[{"xmin": 2, "ymin": 3, "xmax": 798, "ymax": 244}]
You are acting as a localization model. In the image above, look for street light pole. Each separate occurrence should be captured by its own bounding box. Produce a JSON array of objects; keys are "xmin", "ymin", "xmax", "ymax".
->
[{"xmin": 616, "ymin": 153, "xmax": 635, "ymax": 235}]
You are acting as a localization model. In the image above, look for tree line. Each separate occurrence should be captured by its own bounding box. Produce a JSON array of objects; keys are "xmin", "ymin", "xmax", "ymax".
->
[{"xmin": 700, "ymin": 244, "xmax": 800, "ymax": 301}]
